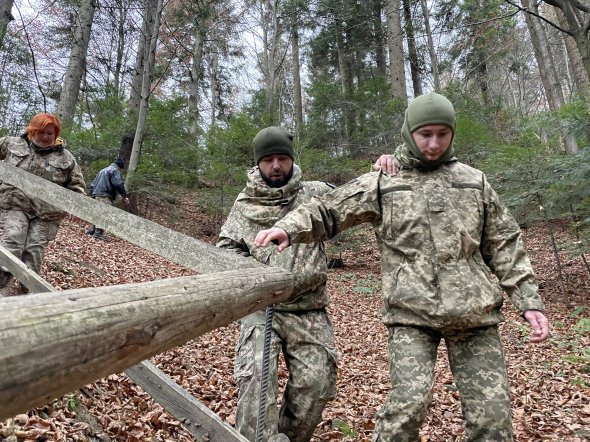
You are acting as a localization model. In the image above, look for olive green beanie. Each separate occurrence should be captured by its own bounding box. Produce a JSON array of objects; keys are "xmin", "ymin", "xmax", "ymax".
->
[
  {"xmin": 400, "ymin": 93, "xmax": 456, "ymax": 168},
  {"xmin": 253, "ymin": 126, "xmax": 294, "ymax": 164}
]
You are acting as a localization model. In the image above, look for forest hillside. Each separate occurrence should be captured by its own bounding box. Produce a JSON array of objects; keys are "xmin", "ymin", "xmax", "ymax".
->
[{"xmin": 0, "ymin": 190, "xmax": 588, "ymax": 442}]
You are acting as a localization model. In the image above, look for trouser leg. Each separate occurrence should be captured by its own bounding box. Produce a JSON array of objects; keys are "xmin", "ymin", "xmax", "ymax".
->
[
  {"xmin": 0, "ymin": 210, "xmax": 29, "ymax": 289},
  {"xmin": 372, "ymin": 326, "xmax": 440, "ymax": 442},
  {"xmin": 1, "ymin": 210, "xmax": 29, "ymax": 263},
  {"xmin": 234, "ymin": 312, "xmax": 281, "ymax": 441},
  {"xmin": 21, "ymin": 217, "xmax": 60, "ymax": 274},
  {"xmin": 446, "ymin": 326, "xmax": 513, "ymax": 442},
  {"xmin": 92, "ymin": 196, "xmax": 112, "ymax": 238},
  {"xmin": 277, "ymin": 310, "xmax": 338, "ymax": 442}
]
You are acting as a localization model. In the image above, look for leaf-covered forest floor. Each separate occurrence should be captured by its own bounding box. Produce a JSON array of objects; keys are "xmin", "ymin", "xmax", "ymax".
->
[{"xmin": 1, "ymin": 191, "xmax": 589, "ymax": 442}]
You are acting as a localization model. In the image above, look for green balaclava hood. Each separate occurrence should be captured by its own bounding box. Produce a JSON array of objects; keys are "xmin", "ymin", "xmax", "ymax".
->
[
  {"xmin": 400, "ymin": 93, "xmax": 456, "ymax": 170},
  {"xmin": 253, "ymin": 126, "xmax": 295, "ymax": 164}
]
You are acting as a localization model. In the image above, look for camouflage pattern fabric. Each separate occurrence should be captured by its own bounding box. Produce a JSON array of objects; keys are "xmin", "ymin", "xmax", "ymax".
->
[
  {"xmin": 217, "ymin": 164, "xmax": 332, "ymax": 312},
  {"xmin": 0, "ymin": 136, "xmax": 86, "ymax": 221},
  {"xmin": 1, "ymin": 209, "xmax": 59, "ymax": 273},
  {"xmin": 275, "ymin": 163, "xmax": 545, "ymax": 327},
  {"xmin": 273, "ymin": 158, "xmax": 545, "ymax": 441},
  {"xmin": 372, "ymin": 325, "xmax": 512, "ymax": 441},
  {"xmin": 234, "ymin": 310, "xmax": 337, "ymax": 442},
  {"xmin": 217, "ymin": 164, "xmax": 338, "ymax": 441}
]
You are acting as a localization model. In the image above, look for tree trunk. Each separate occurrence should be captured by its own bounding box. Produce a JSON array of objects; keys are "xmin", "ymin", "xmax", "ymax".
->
[
  {"xmin": 522, "ymin": 0, "xmax": 578, "ymax": 154},
  {"xmin": 0, "ymin": 0, "xmax": 14, "ymax": 50},
  {"xmin": 385, "ymin": 0, "xmax": 407, "ymax": 105},
  {"xmin": 551, "ymin": 6, "xmax": 590, "ymax": 100},
  {"xmin": 543, "ymin": 0, "xmax": 590, "ymax": 87},
  {"xmin": 291, "ymin": 20, "xmax": 304, "ymax": 136},
  {"xmin": 56, "ymin": 0, "xmax": 96, "ymax": 126},
  {"xmin": 112, "ymin": 0, "xmax": 127, "ymax": 96},
  {"xmin": 126, "ymin": 0, "xmax": 163, "ymax": 191},
  {"xmin": 118, "ymin": 134, "xmax": 133, "ymax": 166},
  {"xmin": 189, "ymin": 27, "xmax": 205, "ymax": 133},
  {"xmin": 128, "ymin": 0, "xmax": 159, "ymax": 114},
  {"xmin": 335, "ymin": 16, "xmax": 355, "ymax": 138},
  {"xmin": 373, "ymin": 0, "xmax": 386, "ymax": 76},
  {"xmin": 402, "ymin": 0, "xmax": 421, "ymax": 96},
  {"xmin": 210, "ymin": 41, "xmax": 219, "ymax": 127},
  {"xmin": 420, "ymin": 0, "xmax": 440, "ymax": 92}
]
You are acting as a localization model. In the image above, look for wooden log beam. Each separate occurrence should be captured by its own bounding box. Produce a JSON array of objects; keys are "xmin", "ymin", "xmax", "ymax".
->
[
  {"xmin": 0, "ymin": 162, "xmax": 263, "ymax": 274},
  {"xmin": 0, "ymin": 253, "xmax": 249, "ymax": 440},
  {"xmin": 0, "ymin": 267, "xmax": 293, "ymax": 421},
  {"xmin": 0, "ymin": 244, "xmax": 54, "ymax": 293},
  {"xmin": 126, "ymin": 361, "xmax": 249, "ymax": 442}
]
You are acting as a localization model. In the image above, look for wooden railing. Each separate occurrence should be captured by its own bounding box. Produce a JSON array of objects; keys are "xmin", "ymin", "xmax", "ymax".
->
[{"xmin": 0, "ymin": 162, "xmax": 293, "ymax": 441}]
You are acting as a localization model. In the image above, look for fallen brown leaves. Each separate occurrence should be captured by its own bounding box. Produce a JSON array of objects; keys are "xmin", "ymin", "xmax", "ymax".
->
[{"xmin": 1, "ymin": 196, "xmax": 588, "ymax": 441}]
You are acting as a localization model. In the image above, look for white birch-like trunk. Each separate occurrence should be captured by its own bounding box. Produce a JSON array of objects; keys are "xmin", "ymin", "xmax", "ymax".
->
[{"xmin": 126, "ymin": 0, "xmax": 164, "ymax": 190}]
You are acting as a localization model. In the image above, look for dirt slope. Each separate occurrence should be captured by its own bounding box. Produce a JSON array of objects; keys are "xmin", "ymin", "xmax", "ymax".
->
[{"xmin": 1, "ymin": 193, "xmax": 588, "ymax": 441}]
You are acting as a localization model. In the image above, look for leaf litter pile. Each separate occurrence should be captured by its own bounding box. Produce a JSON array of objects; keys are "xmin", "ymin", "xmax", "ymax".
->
[{"xmin": 1, "ymin": 193, "xmax": 589, "ymax": 442}]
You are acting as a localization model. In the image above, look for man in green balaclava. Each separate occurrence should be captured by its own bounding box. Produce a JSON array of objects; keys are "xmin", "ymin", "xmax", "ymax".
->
[{"xmin": 254, "ymin": 94, "xmax": 549, "ymax": 441}]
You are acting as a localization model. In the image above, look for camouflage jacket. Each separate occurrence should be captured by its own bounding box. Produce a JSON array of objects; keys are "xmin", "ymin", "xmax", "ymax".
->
[
  {"xmin": 275, "ymin": 161, "xmax": 545, "ymax": 329},
  {"xmin": 0, "ymin": 135, "xmax": 86, "ymax": 221},
  {"xmin": 217, "ymin": 165, "xmax": 331, "ymax": 312}
]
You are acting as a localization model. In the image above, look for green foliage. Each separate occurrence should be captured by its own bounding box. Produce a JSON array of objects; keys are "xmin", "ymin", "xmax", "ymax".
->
[
  {"xmin": 297, "ymin": 147, "xmax": 366, "ymax": 186},
  {"xmin": 574, "ymin": 318, "xmax": 590, "ymax": 335},
  {"xmin": 203, "ymin": 113, "xmax": 258, "ymax": 184},
  {"xmin": 63, "ymin": 94, "xmax": 128, "ymax": 165},
  {"xmin": 332, "ymin": 418, "xmax": 358, "ymax": 439},
  {"xmin": 572, "ymin": 306, "xmax": 586, "ymax": 317}
]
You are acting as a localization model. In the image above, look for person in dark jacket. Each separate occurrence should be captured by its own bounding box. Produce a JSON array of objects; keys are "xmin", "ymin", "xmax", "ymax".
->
[
  {"xmin": 255, "ymin": 93, "xmax": 549, "ymax": 441},
  {"xmin": 0, "ymin": 113, "xmax": 86, "ymax": 295},
  {"xmin": 85, "ymin": 158, "xmax": 129, "ymax": 240}
]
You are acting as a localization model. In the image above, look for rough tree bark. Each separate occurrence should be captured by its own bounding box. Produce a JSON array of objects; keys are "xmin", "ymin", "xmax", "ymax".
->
[
  {"xmin": 522, "ymin": 0, "xmax": 578, "ymax": 154},
  {"xmin": 291, "ymin": 20, "xmax": 304, "ymax": 136},
  {"xmin": 402, "ymin": 0, "xmax": 421, "ymax": 96},
  {"xmin": 385, "ymin": 0, "xmax": 407, "ymax": 105},
  {"xmin": 0, "ymin": 0, "xmax": 14, "ymax": 49},
  {"xmin": 56, "ymin": 0, "xmax": 97, "ymax": 126},
  {"xmin": 420, "ymin": 0, "xmax": 440, "ymax": 92}
]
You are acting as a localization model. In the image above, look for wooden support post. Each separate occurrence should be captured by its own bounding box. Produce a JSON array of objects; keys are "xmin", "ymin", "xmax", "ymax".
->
[
  {"xmin": 0, "ymin": 247, "xmax": 253, "ymax": 441},
  {"xmin": 0, "ymin": 244, "xmax": 54, "ymax": 293},
  {"xmin": 126, "ymin": 361, "xmax": 248, "ymax": 442}
]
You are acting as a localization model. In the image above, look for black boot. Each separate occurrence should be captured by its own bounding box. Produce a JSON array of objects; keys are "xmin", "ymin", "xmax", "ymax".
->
[
  {"xmin": 92, "ymin": 228, "xmax": 106, "ymax": 240},
  {"xmin": 0, "ymin": 270, "xmax": 13, "ymax": 288}
]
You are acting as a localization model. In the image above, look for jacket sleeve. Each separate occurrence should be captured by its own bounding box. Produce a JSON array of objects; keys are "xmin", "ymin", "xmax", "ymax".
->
[
  {"xmin": 0, "ymin": 137, "xmax": 8, "ymax": 160},
  {"xmin": 275, "ymin": 172, "xmax": 382, "ymax": 244},
  {"xmin": 216, "ymin": 202, "xmax": 251, "ymax": 257},
  {"xmin": 480, "ymin": 175, "xmax": 544, "ymax": 314},
  {"xmin": 110, "ymin": 170, "xmax": 127, "ymax": 197},
  {"xmin": 66, "ymin": 160, "xmax": 87, "ymax": 195}
]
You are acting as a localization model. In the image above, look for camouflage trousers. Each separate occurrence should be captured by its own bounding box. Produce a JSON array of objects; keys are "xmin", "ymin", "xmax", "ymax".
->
[
  {"xmin": 372, "ymin": 325, "xmax": 512, "ymax": 442},
  {"xmin": 0, "ymin": 209, "xmax": 60, "ymax": 274},
  {"xmin": 234, "ymin": 309, "xmax": 338, "ymax": 442}
]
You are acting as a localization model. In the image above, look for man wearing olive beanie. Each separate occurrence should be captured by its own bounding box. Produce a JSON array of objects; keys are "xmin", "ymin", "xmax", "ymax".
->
[
  {"xmin": 217, "ymin": 126, "xmax": 337, "ymax": 441},
  {"xmin": 254, "ymin": 94, "xmax": 549, "ymax": 441},
  {"xmin": 253, "ymin": 126, "xmax": 295, "ymax": 164}
]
